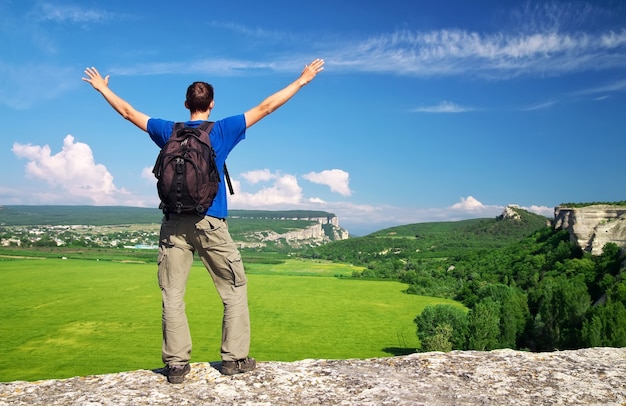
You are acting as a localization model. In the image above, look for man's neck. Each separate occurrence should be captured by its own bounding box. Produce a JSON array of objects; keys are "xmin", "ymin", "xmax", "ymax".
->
[{"xmin": 189, "ymin": 110, "xmax": 210, "ymax": 121}]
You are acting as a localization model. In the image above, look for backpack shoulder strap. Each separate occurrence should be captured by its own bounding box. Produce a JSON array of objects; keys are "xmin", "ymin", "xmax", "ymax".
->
[
  {"xmin": 223, "ymin": 162, "xmax": 235, "ymax": 196},
  {"xmin": 172, "ymin": 122, "xmax": 186, "ymax": 135},
  {"xmin": 196, "ymin": 121, "xmax": 234, "ymax": 196},
  {"xmin": 198, "ymin": 121, "xmax": 214, "ymax": 132},
  {"xmin": 196, "ymin": 121, "xmax": 215, "ymax": 144}
]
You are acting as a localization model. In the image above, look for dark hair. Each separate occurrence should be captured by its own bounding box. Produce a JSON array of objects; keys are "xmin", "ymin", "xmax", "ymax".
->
[{"xmin": 185, "ymin": 81, "xmax": 214, "ymax": 113}]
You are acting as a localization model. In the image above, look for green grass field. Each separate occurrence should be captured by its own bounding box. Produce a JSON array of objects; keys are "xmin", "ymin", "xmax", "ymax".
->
[{"xmin": 0, "ymin": 256, "xmax": 463, "ymax": 382}]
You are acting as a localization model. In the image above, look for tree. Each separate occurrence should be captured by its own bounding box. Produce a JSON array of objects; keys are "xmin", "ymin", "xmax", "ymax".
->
[
  {"xmin": 472, "ymin": 283, "xmax": 530, "ymax": 349},
  {"xmin": 420, "ymin": 324, "xmax": 453, "ymax": 352},
  {"xmin": 33, "ymin": 237, "xmax": 57, "ymax": 247},
  {"xmin": 468, "ymin": 298, "xmax": 500, "ymax": 350},
  {"xmin": 582, "ymin": 301, "xmax": 626, "ymax": 347},
  {"xmin": 582, "ymin": 273, "xmax": 626, "ymax": 347},
  {"xmin": 530, "ymin": 275, "xmax": 590, "ymax": 350},
  {"xmin": 415, "ymin": 304, "xmax": 468, "ymax": 351}
]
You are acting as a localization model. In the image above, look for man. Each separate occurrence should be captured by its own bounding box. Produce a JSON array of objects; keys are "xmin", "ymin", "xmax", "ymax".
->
[{"xmin": 82, "ymin": 58, "xmax": 324, "ymax": 384}]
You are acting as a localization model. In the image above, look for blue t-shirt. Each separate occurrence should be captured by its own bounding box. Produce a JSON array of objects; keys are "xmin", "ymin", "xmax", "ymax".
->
[{"xmin": 147, "ymin": 114, "xmax": 246, "ymax": 218}]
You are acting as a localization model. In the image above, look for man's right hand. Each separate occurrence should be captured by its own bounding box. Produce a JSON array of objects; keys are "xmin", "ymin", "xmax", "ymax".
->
[
  {"xmin": 82, "ymin": 66, "xmax": 150, "ymax": 132},
  {"xmin": 298, "ymin": 59, "xmax": 325, "ymax": 86},
  {"xmin": 82, "ymin": 67, "xmax": 110, "ymax": 93}
]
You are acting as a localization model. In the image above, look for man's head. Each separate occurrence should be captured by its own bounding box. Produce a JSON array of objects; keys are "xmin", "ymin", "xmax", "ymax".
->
[{"xmin": 185, "ymin": 81, "xmax": 214, "ymax": 113}]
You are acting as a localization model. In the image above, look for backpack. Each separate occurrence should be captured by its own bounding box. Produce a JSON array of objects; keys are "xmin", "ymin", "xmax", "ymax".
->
[{"xmin": 152, "ymin": 121, "xmax": 233, "ymax": 215}]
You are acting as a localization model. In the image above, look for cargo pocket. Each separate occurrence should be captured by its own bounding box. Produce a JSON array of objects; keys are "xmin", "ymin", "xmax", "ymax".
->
[
  {"xmin": 196, "ymin": 217, "xmax": 227, "ymax": 248},
  {"xmin": 228, "ymin": 251, "xmax": 247, "ymax": 287},
  {"xmin": 157, "ymin": 246, "xmax": 168, "ymax": 289}
]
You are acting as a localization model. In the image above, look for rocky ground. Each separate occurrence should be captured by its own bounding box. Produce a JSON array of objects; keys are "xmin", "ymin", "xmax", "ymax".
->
[{"xmin": 1, "ymin": 347, "xmax": 625, "ymax": 405}]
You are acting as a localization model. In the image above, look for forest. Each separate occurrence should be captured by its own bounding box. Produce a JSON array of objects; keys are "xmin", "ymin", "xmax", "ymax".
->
[{"xmin": 306, "ymin": 207, "xmax": 626, "ymax": 352}]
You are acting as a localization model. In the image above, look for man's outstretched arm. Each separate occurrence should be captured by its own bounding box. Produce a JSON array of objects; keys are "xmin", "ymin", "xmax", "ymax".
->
[
  {"xmin": 244, "ymin": 58, "xmax": 324, "ymax": 128},
  {"xmin": 82, "ymin": 67, "xmax": 150, "ymax": 132}
]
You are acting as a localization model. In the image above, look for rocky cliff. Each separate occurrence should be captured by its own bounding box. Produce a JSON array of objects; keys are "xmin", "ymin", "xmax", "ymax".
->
[
  {"xmin": 236, "ymin": 215, "xmax": 348, "ymax": 249},
  {"xmin": 554, "ymin": 205, "xmax": 626, "ymax": 255},
  {"xmin": 1, "ymin": 348, "xmax": 625, "ymax": 405}
]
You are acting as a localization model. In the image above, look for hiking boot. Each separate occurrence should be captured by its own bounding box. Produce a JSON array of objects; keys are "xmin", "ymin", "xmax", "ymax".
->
[
  {"xmin": 166, "ymin": 363, "xmax": 190, "ymax": 384},
  {"xmin": 221, "ymin": 357, "xmax": 257, "ymax": 375}
]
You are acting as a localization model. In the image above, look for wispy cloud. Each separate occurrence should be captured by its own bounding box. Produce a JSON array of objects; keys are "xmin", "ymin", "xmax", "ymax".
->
[
  {"xmin": 324, "ymin": 2, "xmax": 626, "ymax": 79},
  {"xmin": 592, "ymin": 95, "xmax": 610, "ymax": 101},
  {"xmin": 521, "ymin": 99, "xmax": 559, "ymax": 111},
  {"xmin": 109, "ymin": 5, "xmax": 626, "ymax": 80},
  {"xmin": 412, "ymin": 101, "xmax": 473, "ymax": 113},
  {"xmin": 328, "ymin": 27, "xmax": 626, "ymax": 79},
  {"xmin": 32, "ymin": 2, "xmax": 118, "ymax": 24},
  {"xmin": 209, "ymin": 21, "xmax": 296, "ymax": 42},
  {"xmin": 5, "ymin": 2, "xmax": 626, "ymax": 110},
  {"xmin": 573, "ymin": 78, "xmax": 626, "ymax": 96},
  {"xmin": 109, "ymin": 58, "xmax": 285, "ymax": 77}
]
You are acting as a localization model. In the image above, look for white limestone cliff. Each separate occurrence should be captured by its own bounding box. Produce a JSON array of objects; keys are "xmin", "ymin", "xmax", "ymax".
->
[
  {"xmin": 554, "ymin": 204, "xmax": 626, "ymax": 255},
  {"xmin": 237, "ymin": 216, "xmax": 348, "ymax": 248}
]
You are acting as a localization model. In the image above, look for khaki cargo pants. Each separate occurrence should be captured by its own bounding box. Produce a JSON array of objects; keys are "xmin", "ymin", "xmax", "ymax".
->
[{"xmin": 157, "ymin": 213, "xmax": 250, "ymax": 366}]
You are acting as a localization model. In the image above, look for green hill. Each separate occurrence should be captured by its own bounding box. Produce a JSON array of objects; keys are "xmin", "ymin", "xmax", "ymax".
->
[
  {"xmin": 0, "ymin": 206, "xmax": 336, "ymax": 234},
  {"xmin": 373, "ymin": 206, "xmax": 549, "ymax": 240},
  {"xmin": 309, "ymin": 206, "xmax": 550, "ymax": 263},
  {"xmin": 0, "ymin": 205, "xmax": 162, "ymax": 226}
]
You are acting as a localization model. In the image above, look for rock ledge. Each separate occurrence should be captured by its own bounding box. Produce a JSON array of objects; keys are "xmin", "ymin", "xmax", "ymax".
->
[{"xmin": 1, "ymin": 348, "xmax": 625, "ymax": 405}]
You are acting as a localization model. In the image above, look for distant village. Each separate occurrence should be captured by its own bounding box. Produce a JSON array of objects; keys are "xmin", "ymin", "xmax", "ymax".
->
[{"xmin": 0, "ymin": 224, "xmax": 160, "ymax": 249}]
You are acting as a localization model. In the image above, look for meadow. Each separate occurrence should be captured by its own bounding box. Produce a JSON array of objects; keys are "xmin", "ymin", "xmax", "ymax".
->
[{"xmin": 0, "ymin": 256, "xmax": 463, "ymax": 382}]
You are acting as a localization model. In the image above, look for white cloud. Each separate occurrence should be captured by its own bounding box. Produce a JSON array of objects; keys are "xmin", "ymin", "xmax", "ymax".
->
[
  {"xmin": 523, "ymin": 204, "xmax": 554, "ymax": 218},
  {"xmin": 412, "ymin": 101, "xmax": 473, "ymax": 113},
  {"xmin": 302, "ymin": 169, "xmax": 352, "ymax": 196},
  {"xmin": 450, "ymin": 196, "xmax": 487, "ymax": 211},
  {"xmin": 12, "ymin": 135, "xmax": 147, "ymax": 206},
  {"xmin": 240, "ymin": 169, "xmax": 277, "ymax": 184},
  {"xmin": 141, "ymin": 167, "xmax": 157, "ymax": 184},
  {"xmin": 446, "ymin": 196, "xmax": 505, "ymax": 219},
  {"xmin": 229, "ymin": 172, "xmax": 304, "ymax": 207},
  {"xmin": 228, "ymin": 168, "xmax": 353, "ymax": 211},
  {"xmin": 448, "ymin": 196, "xmax": 553, "ymax": 218}
]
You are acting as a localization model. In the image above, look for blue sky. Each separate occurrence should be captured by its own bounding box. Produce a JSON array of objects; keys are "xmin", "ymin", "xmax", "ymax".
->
[{"xmin": 1, "ymin": 0, "xmax": 625, "ymax": 235}]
